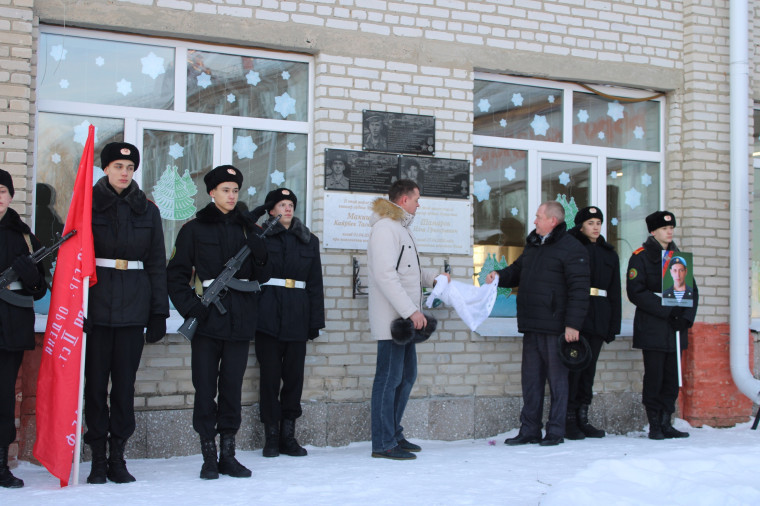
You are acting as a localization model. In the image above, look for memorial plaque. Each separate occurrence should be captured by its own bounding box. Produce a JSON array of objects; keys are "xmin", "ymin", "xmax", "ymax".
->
[
  {"xmin": 325, "ymin": 149, "xmax": 397, "ymax": 194},
  {"xmin": 399, "ymin": 155, "xmax": 470, "ymax": 199},
  {"xmin": 362, "ymin": 110, "xmax": 435, "ymax": 155}
]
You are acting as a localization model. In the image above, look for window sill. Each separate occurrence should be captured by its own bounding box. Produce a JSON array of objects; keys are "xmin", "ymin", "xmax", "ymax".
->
[{"xmin": 475, "ymin": 318, "xmax": 634, "ymax": 338}]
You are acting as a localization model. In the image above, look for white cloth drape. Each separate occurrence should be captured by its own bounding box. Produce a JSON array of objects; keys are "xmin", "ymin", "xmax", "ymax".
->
[{"xmin": 426, "ymin": 274, "xmax": 499, "ymax": 331}]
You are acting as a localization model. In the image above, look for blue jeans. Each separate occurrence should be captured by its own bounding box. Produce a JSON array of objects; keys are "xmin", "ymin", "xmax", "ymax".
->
[{"xmin": 371, "ymin": 340, "xmax": 417, "ymax": 452}]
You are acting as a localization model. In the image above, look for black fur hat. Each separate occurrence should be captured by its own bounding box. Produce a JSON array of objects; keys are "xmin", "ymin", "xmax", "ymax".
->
[
  {"xmin": 574, "ymin": 206, "xmax": 603, "ymax": 226},
  {"xmin": 557, "ymin": 334, "xmax": 592, "ymax": 371},
  {"xmin": 645, "ymin": 210, "xmax": 676, "ymax": 232},
  {"xmin": 0, "ymin": 168, "xmax": 14, "ymax": 197},
  {"xmin": 390, "ymin": 314, "xmax": 438, "ymax": 345},
  {"xmin": 204, "ymin": 165, "xmax": 243, "ymax": 193},
  {"xmin": 101, "ymin": 142, "xmax": 140, "ymax": 171}
]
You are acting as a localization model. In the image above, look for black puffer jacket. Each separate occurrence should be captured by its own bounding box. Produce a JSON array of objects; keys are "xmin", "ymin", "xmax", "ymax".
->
[
  {"xmin": 256, "ymin": 217, "xmax": 325, "ymax": 342},
  {"xmin": 89, "ymin": 177, "xmax": 169, "ymax": 327},
  {"xmin": 496, "ymin": 222, "xmax": 590, "ymax": 335},
  {"xmin": 0, "ymin": 208, "xmax": 47, "ymax": 351},
  {"xmin": 627, "ymin": 235, "xmax": 699, "ymax": 351},
  {"xmin": 167, "ymin": 203, "xmax": 271, "ymax": 342},
  {"xmin": 568, "ymin": 227, "xmax": 621, "ymax": 343}
]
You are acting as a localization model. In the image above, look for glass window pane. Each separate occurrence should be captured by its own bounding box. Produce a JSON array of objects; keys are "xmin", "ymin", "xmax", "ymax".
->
[
  {"xmin": 754, "ymin": 109, "xmax": 760, "ymax": 155},
  {"xmin": 541, "ymin": 159, "xmax": 590, "ymax": 227},
  {"xmin": 606, "ymin": 158, "xmax": 660, "ymax": 319},
  {"xmin": 573, "ymin": 92, "xmax": 660, "ymax": 151},
  {"xmin": 231, "ymin": 129, "xmax": 308, "ymax": 224},
  {"xmin": 753, "ymin": 162, "xmax": 760, "ymax": 318},
  {"xmin": 187, "ymin": 50, "xmax": 308, "ymax": 121},
  {"xmin": 474, "ymin": 80, "xmax": 563, "ymax": 142},
  {"xmin": 38, "ymin": 33, "xmax": 174, "ymax": 110},
  {"xmin": 473, "ymin": 147, "xmax": 528, "ymax": 317}
]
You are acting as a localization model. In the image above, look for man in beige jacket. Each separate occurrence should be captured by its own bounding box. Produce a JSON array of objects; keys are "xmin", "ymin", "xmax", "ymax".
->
[{"xmin": 368, "ymin": 179, "xmax": 447, "ymax": 460}]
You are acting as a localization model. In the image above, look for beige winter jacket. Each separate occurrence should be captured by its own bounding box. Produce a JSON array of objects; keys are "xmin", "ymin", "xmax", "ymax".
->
[{"xmin": 367, "ymin": 198, "xmax": 438, "ymax": 340}]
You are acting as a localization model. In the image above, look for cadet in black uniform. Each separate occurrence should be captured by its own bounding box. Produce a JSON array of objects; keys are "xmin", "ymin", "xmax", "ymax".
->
[
  {"xmin": 167, "ymin": 165, "xmax": 270, "ymax": 480},
  {"xmin": 0, "ymin": 169, "xmax": 47, "ymax": 489},
  {"xmin": 627, "ymin": 211, "xmax": 698, "ymax": 439},
  {"xmin": 85, "ymin": 142, "xmax": 169, "ymax": 484},
  {"xmin": 566, "ymin": 206, "xmax": 621, "ymax": 440},
  {"xmin": 251, "ymin": 188, "xmax": 325, "ymax": 458}
]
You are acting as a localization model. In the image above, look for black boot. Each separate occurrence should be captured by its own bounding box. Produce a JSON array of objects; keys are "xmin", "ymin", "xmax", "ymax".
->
[
  {"xmin": 564, "ymin": 408, "xmax": 586, "ymax": 440},
  {"xmin": 578, "ymin": 404, "xmax": 606, "ymax": 438},
  {"xmin": 86, "ymin": 439, "xmax": 108, "ymax": 484},
  {"xmin": 263, "ymin": 424, "xmax": 280, "ymax": 458},
  {"xmin": 280, "ymin": 419, "xmax": 307, "ymax": 457},
  {"xmin": 107, "ymin": 437, "xmax": 136, "ymax": 483},
  {"xmin": 0, "ymin": 446, "xmax": 23, "ymax": 489},
  {"xmin": 661, "ymin": 411, "xmax": 689, "ymax": 439},
  {"xmin": 199, "ymin": 438, "xmax": 219, "ymax": 480},
  {"xmin": 646, "ymin": 409, "xmax": 665, "ymax": 440},
  {"xmin": 218, "ymin": 434, "xmax": 251, "ymax": 478}
]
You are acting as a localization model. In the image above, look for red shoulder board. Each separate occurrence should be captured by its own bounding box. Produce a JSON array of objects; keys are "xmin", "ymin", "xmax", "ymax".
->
[{"xmin": 633, "ymin": 247, "xmax": 645, "ymax": 255}]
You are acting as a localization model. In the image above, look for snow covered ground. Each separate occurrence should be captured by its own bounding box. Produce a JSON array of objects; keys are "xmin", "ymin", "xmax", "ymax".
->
[{"xmin": 6, "ymin": 419, "xmax": 760, "ymax": 505}]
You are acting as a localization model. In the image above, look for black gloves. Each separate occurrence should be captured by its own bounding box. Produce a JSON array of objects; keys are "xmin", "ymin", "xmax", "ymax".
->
[
  {"xmin": 668, "ymin": 307, "xmax": 691, "ymax": 331},
  {"xmin": 145, "ymin": 315, "xmax": 167, "ymax": 343},
  {"xmin": 187, "ymin": 303, "xmax": 210, "ymax": 322},
  {"xmin": 12, "ymin": 255, "xmax": 40, "ymax": 288},
  {"xmin": 247, "ymin": 233, "xmax": 268, "ymax": 264}
]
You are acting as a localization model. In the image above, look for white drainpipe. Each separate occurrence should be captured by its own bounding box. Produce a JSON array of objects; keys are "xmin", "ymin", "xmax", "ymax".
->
[{"xmin": 729, "ymin": 0, "xmax": 760, "ymax": 404}]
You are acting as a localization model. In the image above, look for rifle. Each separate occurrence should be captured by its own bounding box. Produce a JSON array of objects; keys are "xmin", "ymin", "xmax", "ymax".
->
[
  {"xmin": 0, "ymin": 230, "xmax": 77, "ymax": 308},
  {"xmin": 178, "ymin": 214, "xmax": 281, "ymax": 341}
]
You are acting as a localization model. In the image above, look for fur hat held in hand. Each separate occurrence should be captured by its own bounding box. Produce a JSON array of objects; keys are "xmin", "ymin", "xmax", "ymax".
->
[{"xmin": 390, "ymin": 314, "xmax": 438, "ymax": 345}]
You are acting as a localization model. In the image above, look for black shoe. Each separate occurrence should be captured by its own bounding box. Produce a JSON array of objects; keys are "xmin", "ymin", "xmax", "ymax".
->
[
  {"xmin": 107, "ymin": 438, "xmax": 136, "ymax": 483},
  {"xmin": 263, "ymin": 424, "xmax": 280, "ymax": 458},
  {"xmin": 505, "ymin": 433, "xmax": 542, "ymax": 446},
  {"xmin": 86, "ymin": 440, "xmax": 107, "ymax": 485},
  {"xmin": 565, "ymin": 409, "xmax": 586, "ymax": 441},
  {"xmin": 218, "ymin": 434, "xmax": 251, "ymax": 478},
  {"xmin": 371, "ymin": 445, "xmax": 416, "ymax": 460},
  {"xmin": 578, "ymin": 405, "xmax": 606, "ymax": 438},
  {"xmin": 0, "ymin": 446, "xmax": 24, "ymax": 489},
  {"xmin": 660, "ymin": 412, "xmax": 689, "ymax": 439},
  {"xmin": 539, "ymin": 435, "xmax": 564, "ymax": 446},
  {"xmin": 279, "ymin": 419, "xmax": 308, "ymax": 457},
  {"xmin": 397, "ymin": 438, "xmax": 421, "ymax": 452},
  {"xmin": 199, "ymin": 438, "xmax": 219, "ymax": 480},
  {"xmin": 646, "ymin": 408, "xmax": 665, "ymax": 440}
]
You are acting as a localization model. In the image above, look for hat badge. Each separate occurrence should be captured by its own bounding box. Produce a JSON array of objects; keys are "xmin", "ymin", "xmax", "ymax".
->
[
  {"xmin": 570, "ymin": 349, "xmax": 579, "ymax": 358},
  {"xmin": 590, "ymin": 208, "xmax": 597, "ymax": 213},
  {"xmin": 227, "ymin": 168, "xmax": 236, "ymax": 175},
  {"xmin": 665, "ymin": 215, "xmax": 672, "ymax": 221},
  {"xmin": 120, "ymin": 148, "xmax": 131, "ymax": 156},
  {"xmin": 282, "ymin": 190, "xmax": 290, "ymax": 195}
]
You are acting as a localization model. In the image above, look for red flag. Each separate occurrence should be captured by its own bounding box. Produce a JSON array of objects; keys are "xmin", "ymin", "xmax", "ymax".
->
[{"xmin": 33, "ymin": 125, "xmax": 97, "ymax": 486}]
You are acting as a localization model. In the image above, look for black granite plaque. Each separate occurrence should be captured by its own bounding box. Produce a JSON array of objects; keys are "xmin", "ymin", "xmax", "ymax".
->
[
  {"xmin": 362, "ymin": 110, "xmax": 435, "ymax": 155},
  {"xmin": 325, "ymin": 149, "xmax": 397, "ymax": 193},
  {"xmin": 399, "ymin": 155, "xmax": 470, "ymax": 199}
]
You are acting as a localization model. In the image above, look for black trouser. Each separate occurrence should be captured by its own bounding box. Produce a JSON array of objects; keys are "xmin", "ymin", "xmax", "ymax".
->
[
  {"xmin": 254, "ymin": 332, "xmax": 306, "ymax": 424},
  {"xmin": 519, "ymin": 332, "xmax": 569, "ymax": 438},
  {"xmin": 83, "ymin": 325, "xmax": 144, "ymax": 444},
  {"xmin": 568, "ymin": 335, "xmax": 604, "ymax": 410},
  {"xmin": 191, "ymin": 334, "xmax": 250, "ymax": 440},
  {"xmin": 642, "ymin": 349, "xmax": 680, "ymax": 414},
  {"xmin": 0, "ymin": 350, "xmax": 24, "ymax": 447}
]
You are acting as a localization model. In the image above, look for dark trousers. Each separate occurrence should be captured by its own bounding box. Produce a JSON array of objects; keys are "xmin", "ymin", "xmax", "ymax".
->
[
  {"xmin": 568, "ymin": 335, "xmax": 604, "ymax": 410},
  {"xmin": 0, "ymin": 350, "xmax": 24, "ymax": 447},
  {"xmin": 84, "ymin": 326, "xmax": 144, "ymax": 444},
  {"xmin": 642, "ymin": 349, "xmax": 680, "ymax": 414},
  {"xmin": 519, "ymin": 332, "xmax": 569, "ymax": 438},
  {"xmin": 254, "ymin": 332, "xmax": 306, "ymax": 425},
  {"xmin": 191, "ymin": 334, "xmax": 249, "ymax": 440}
]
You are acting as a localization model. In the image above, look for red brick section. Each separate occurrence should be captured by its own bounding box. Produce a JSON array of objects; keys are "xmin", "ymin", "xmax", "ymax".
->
[{"xmin": 679, "ymin": 323, "xmax": 754, "ymax": 427}]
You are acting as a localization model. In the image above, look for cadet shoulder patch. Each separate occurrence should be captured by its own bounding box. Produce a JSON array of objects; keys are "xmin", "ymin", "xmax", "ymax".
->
[
  {"xmin": 628, "ymin": 268, "xmax": 638, "ymax": 280},
  {"xmin": 633, "ymin": 247, "xmax": 644, "ymax": 255}
]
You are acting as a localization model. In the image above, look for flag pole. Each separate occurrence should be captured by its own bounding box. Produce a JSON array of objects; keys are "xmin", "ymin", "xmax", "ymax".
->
[{"xmin": 71, "ymin": 279, "xmax": 90, "ymax": 486}]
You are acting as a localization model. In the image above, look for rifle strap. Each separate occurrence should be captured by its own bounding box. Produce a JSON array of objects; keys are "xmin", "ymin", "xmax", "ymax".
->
[
  {"xmin": 23, "ymin": 233, "xmax": 33, "ymax": 253},
  {"xmin": 192, "ymin": 270, "xmax": 203, "ymax": 296}
]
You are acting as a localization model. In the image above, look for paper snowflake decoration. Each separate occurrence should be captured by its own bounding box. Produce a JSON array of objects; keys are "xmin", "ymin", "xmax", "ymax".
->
[
  {"xmin": 477, "ymin": 98, "xmax": 491, "ymax": 113},
  {"xmin": 247, "ymin": 186, "xmax": 257, "ymax": 196},
  {"xmin": 116, "ymin": 78, "xmax": 133, "ymax": 96},
  {"xmin": 287, "ymin": 142, "xmax": 296, "ymax": 151},
  {"xmin": 609, "ymin": 171, "xmax": 618, "ymax": 179},
  {"xmin": 558, "ymin": 171, "xmax": 571, "ymax": 186},
  {"xmin": 511, "ymin": 93, "xmax": 524, "ymax": 107},
  {"xmin": 50, "ymin": 44, "xmax": 67, "ymax": 61},
  {"xmin": 607, "ymin": 101, "xmax": 625, "ymax": 122},
  {"xmin": 641, "ymin": 172, "xmax": 652, "ymax": 187},
  {"xmin": 598, "ymin": 131, "xmax": 605, "ymax": 140},
  {"xmin": 95, "ymin": 56, "xmax": 105, "ymax": 67},
  {"xmin": 577, "ymin": 109, "xmax": 589, "ymax": 123},
  {"xmin": 625, "ymin": 187, "xmax": 642, "ymax": 209},
  {"xmin": 169, "ymin": 143, "xmax": 184, "ymax": 160},
  {"xmin": 472, "ymin": 178, "xmax": 492, "ymax": 202},
  {"xmin": 633, "ymin": 126, "xmax": 645, "ymax": 140},
  {"xmin": 500, "ymin": 118, "xmax": 507, "ymax": 128},
  {"xmin": 73, "ymin": 121, "xmax": 95, "ymax": 146},
  {"xmin": 270, "ymin": 170, "xmax": 285, "ymax": 186},
  {"xmin": 51, "ymin": 153, "xmax": 61, "ymax": 164},
  {"xmin": 548, "ymin": 95, "xmax": 555, "ymax": 103},
  {"xmin": 274, "ymin": 92, "xmax": 297, "ymax": 118},
  {"xmin": 504, "ymin": 166, "xmax": 516, "ymax": 181},
  {"xmin": 611, "ymin": 217, "xmax": 619, "ymax": 226},
  {"xmin": 233, "ymin": 135, "xmax": 258, "ymax": 159},
  {"xmin": 510, "ymin": 207, "xmax": 518, "ymax": 216},
  {"xmin": 197, "ymin": 72, "xmax": 211, "ymax": 89},
  {"xmin": 282, "ymin": 71, "xmax": 290, "ymax": 80},
  {"xmin": 141, "ymin": 52, "xmax": 166, "ymax": 80},
  {"xmin": 475, "ymin": 158, "xmax": 483, "ymax": 167},
  {"xmin": 227, "ymin": 93, "xmax": 236, "ymax": 104},
  {"xmin": 246, "ymin": 70, "xmax": 261, "ymax": 86},
  {"xmin": 530, "ymin": 115, "xmax": 549, "ymax": 136},
  {"xmin": 59, "ymin": 79, "xmax": 69, "ymax": 89}
]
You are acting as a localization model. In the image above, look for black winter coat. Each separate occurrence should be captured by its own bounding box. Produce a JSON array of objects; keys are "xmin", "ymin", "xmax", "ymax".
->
[
  {"xmin": 256, "ymin": 217, "xmax": 325, "ymax": 342},
  {"xmin": 89, "ymin": 178, "xmax": 169, "ymax": 327},
  {"xmin": 0, "ymin": 208, "xmax": 47, "ymax": 351},
  {"xmin": 568, "ymin": 227, "xmax": 621, "ymax": 343},
  {"xmin": 496, "ymin": 222, "xmax": 590, "ymax": 335},
  {"xmin": 627, "ymin": 235, "xmax": 699, "ymax": 351},
  {"xmin": 167, "ymin": 203, "xmax": 271, "ymax": 342}
]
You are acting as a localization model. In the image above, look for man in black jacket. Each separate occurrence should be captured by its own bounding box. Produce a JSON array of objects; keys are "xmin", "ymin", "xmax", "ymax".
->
[
  {"xmin": 167, "ymin": 165, "xmax": 271, "ymax": 479},
  {"xmin": 486, "ymin": 201, "xmax": 589, "ymax": 446}
]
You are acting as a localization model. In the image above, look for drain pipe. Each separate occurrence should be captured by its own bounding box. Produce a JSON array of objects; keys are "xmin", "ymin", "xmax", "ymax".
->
[{"xmin": 729, "ymin": 0, "xmax": 760, "ymax": 404}]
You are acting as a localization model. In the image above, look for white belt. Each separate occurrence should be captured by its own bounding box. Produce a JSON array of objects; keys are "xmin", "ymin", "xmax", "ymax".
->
[
  {"xmin": 590, "ymin": 288, "xmax": 607, "ymax": 297},
  {"xmin": 96, "ymin": 258, "xmax": 144, "ymax": 270},
  {"xmin": 263, "ymin": 278, "xmax": 305, "ymax": 289},
  {"xmin": 6, "ymin": 281, "xmax": 23, "ymax": 290},
  {"xmin": 202, "ymin": 278, "xmax": 249, "ymax": 288}
]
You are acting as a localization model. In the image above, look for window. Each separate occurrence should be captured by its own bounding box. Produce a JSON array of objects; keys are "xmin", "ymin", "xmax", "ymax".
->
[
  {"xmin": 473, "ymin": 74, "xmax": 665, "ymax": 324},
  {"xmin": 33, "ymin": 27, "xmax": 312, "ymax": 315},
  {"xmin": 752, "ymin": 108, "xmax": 760, "ymax": 319}
]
